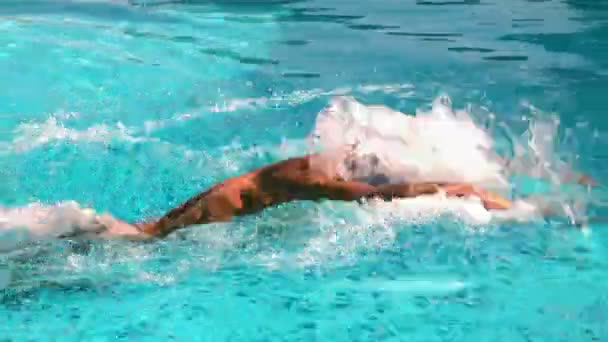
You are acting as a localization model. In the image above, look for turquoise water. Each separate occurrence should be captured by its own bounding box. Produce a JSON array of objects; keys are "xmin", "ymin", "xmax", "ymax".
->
[{"xmin": 2, "ymin": 0, "xmax": 608, "ymax": 340}]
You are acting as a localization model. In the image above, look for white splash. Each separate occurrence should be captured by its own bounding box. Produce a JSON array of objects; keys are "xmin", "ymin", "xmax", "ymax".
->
[
  {"xmin": 9, "ymin": 116, "xmax": 151, "ymax": 153},
  {"xmin": 309, "ymin": 96, "xmax": 508, "ymax": 192},
  {"xmin": 0, "ymin": 201, "xmax": 106, "ymax": 252},
  {"xmin": 293, "ymin": 194, "xmax": 545, "ymax": 267},
  {"xmin": 308, "ymin": 96, "xmax": 591, "ymax": 227}
]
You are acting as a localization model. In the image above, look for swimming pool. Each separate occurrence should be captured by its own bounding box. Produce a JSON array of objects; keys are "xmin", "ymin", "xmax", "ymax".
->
[{"xmin": 2, "ymin": 0, "xmax": 608, "ymax": 340}]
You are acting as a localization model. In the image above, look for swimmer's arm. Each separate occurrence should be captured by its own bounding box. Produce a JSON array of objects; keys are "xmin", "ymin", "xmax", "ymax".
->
[
  {"xmin": 313, "ymin": 180, "xmax": 378, "ymax": 201},
  {"xmin": 131, "ymin": 180, "xmax": 512, "ymax": 238},
  {"xmin": 441, "ymin": 183, "xmax": 512, "ymax": 210},
  {"xmin": 371, "ymin": 183, "xmax": 441, "ymax": 200},
  {"xmin": 309, "ymin": 180, "xmax": 512, "ymax": 210},
  {"xmin": 136, "ymin": 181, "xmax": 379, "ymax": 237},
  {"xmin": 134, "ymin": 190, "xmax": 222, "ymax": 238},
  {"xmin": 316, "ymin": 182, "xmax": 448, "ymax": 202},
  {"xmin": 308, "ymin": 180, "xmax": 452, "ymax": 201},
  {"xmin": 372, "ymin": 183, "xmax": 513, "ymax": 210}
]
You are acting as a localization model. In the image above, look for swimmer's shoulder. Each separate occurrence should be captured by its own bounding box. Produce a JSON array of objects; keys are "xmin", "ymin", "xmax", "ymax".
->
[{"xmin": 212, "ymin": 155, "xmax": 317, "ymax": 190}]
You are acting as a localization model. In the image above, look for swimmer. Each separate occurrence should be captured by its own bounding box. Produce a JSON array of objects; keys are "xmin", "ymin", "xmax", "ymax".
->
[
  {"xmin": 95, "ymin": 95, "xmax": 598, "ymax": 239},
  {"xmin": 100, "ymin": 153, "xmax": 515, "ymax": 239},
  {"xmin": 2, "ymin": 97, "xmax": 597, "ymax": 248}
]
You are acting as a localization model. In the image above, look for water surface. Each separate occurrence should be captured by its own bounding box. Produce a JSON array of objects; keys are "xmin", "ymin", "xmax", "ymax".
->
[{"xmin": 2, "ymin": 0, "xmax": 608, "ymax": 340}]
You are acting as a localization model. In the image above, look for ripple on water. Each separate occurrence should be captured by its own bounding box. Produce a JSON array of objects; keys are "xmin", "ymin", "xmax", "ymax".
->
[
  {"xmin": 200, "ymin": 47, "xmax": 279, "ymax": 65},
  {"xmin": 416, "ymin": 0, "xmax": 482, "ymax": 6},
  {"xmin": 385, "ymin": 31, "xmax": 464, "ymax": 38},
  {"xmin": 281, "ymin": 71, "xmax": 321, "ymax": 79},
  {"xmin": 448, "ymin": 47, "xmax": 495, "ymax": 53},
  {"xmin": 277, "ymin": 39, "xmax": 310, "ymax": 46},
  {"xmin": 483, "ymin": 55, "xmax": 529, "ymax": 61},
  {"xmin": 346, "ymin": 23, "xmax": 401, "ymax": 31}
]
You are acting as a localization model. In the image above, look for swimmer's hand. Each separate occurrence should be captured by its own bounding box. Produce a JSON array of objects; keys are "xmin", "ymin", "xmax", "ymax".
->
[
  {"xmin": 95, "ymin": 214, "xmax": 154, "ymax": 240},
  {"xmin": 441, "ymin": 184, "xmax": 512, "ymax": 210}
]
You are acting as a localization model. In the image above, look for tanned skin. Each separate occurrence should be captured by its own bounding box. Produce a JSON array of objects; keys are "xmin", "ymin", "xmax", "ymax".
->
[{"xmin": 131, "ymin": 154, "xmax": 512, "ymax": 238}]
